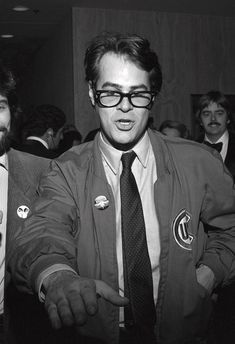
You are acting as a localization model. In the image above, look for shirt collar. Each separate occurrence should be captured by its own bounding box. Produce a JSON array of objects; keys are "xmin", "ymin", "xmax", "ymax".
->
[
  {"xmin": 0, "ymin": 153, "xmax": 8, "ymax": 170},
  {"xmin": 98, "ymin": 131, "xmax": 151, "ymax": 175},
  {"xmin": 204, "ymin": 130, "xmax": 229, "ymax": 144},
  {"xmin": 27, "ymin": 136, "xmax": 49, "ymax": 149}
]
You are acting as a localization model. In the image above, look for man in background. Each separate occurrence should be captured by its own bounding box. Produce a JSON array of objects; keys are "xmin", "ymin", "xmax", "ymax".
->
[
  {"xmin": 9, "ymin": 33, "xmax": 235, "ymax": 344},
  {"xmin": 197, "ymin": 90, "xmax": 235, "ymax": 180},
  {"xmin": 16, "ymin": 104, "xmax": 66, "ymax": 158},
  {"xmin": 0, "ymin": 62, "xmax": 51, "ymax": 343},
  {"xmin": 197, "ymin": 90, "xmax": 235, "ymax": 343}
]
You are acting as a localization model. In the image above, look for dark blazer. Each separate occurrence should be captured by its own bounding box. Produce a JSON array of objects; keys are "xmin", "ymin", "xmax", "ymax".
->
[
  {"xmin": 224, "ymin": 132, "xmax": 235, "ymax": 180},
  {"xmin": 4, "ymin": 149, "xmax": 51, "ymax": 344},
  {"xmin": 198, "ymin": 131, "xmax": 235, "ymax": 181},
  {"xmin": 16, "ymin": 139, "xmax": 58, "ymax": 159}
]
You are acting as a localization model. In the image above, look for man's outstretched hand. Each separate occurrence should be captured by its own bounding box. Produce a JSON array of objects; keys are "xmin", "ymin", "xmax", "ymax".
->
[{"xmin": 43, "ymin": 271, "xmax": 128, "ymax": 329}]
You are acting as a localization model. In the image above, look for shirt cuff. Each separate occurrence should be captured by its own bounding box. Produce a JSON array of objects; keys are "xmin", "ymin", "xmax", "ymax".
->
[{"xmin": 36, "ymin": 264, "xmax": 77, "ymax": 302}]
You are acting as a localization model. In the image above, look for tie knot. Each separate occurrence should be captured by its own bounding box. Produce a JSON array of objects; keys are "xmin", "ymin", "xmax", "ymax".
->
[{"xmin": 121, "ymin": 151, "xmax": 136, "ymax": 170}]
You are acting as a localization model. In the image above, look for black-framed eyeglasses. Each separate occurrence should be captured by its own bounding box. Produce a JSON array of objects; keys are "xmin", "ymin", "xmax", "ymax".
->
[{"xmin": 93, "ymin": 90, "xmax": 156, "ymax": 109}]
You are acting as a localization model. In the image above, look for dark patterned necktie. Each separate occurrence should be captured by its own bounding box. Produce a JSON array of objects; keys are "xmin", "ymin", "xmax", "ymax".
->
[
  {"xmin": 120, "ymin": 151, "xmax": 156, "ymax": 340},
  {"xmin": 204, "ymin": 141, "xmax": 223, "ymax": 153}
]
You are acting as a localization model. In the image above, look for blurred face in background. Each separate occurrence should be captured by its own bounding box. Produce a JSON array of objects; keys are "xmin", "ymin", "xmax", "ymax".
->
[
  {"xmin": 0, "ymin": 94, "xmax": 11, "ymax": 155},
  {"xmin": 161, "ymin": 127, "xmax": 181, "ymax": 138},
  {"xmin": 200, "ymin": 102, "xmax": 229, "ymax": 142}
]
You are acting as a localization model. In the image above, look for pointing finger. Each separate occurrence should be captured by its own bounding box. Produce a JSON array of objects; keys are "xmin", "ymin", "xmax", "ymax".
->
[{"xmin": 95, "ymin": 280, "xmax": 129, "ymax": 306}]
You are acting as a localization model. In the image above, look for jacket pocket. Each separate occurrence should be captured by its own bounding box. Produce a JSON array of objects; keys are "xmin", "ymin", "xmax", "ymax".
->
[{"xmin": 183, "ymin": 272, "xmax": 213, "ymax": 337}]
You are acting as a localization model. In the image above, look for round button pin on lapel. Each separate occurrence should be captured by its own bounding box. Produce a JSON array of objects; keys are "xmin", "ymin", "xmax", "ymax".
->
[
  {"xmin": 94, "ymin": 196, "xmax": 109, "ymax": 210},
  {"xmin": 17, "ymin": 205, "xmax": 30, "ymax": 219}
]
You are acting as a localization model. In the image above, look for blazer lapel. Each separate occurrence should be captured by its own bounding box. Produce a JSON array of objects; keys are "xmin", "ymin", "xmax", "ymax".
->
[
  {"xmin": 90, "ymin": 138, "xmax": 118, "ymax": 287},
  {"xmin": 6, "ymin": 150, "xmax": 35, "ymax": 265},
  {"xmin": 225, "ymin": 133, "xmax": 235, "ymax": 181}
]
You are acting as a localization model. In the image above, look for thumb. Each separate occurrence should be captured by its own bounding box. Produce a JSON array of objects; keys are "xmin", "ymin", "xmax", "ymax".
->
[{"xmin": 95, "ymin": 280, "xmax": 129, "ymax": 306}]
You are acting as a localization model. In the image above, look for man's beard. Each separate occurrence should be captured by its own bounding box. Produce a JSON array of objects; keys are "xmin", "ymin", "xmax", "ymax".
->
[{"xmin": 0, "ymin": 127, "xmax": 13, "ymax": 156}]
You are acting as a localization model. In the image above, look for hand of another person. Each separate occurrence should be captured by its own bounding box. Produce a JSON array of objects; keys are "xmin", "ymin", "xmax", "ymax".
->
[
  {"xmin": 43, "ymin": 270, "xmax": 128, "ymax": 329},
  {"xmin": 196, "ymin": 264, "xmax": 216, "ymax": 295}
]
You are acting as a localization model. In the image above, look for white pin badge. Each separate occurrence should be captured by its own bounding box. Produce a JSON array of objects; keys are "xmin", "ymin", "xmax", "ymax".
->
[
  {"xmin": 17, "ymin": 205, "xmax": 30, "ymax": 219},
  {"xmin": 94, "ymin": 196, "xmax": 109, "ymax": 210}
]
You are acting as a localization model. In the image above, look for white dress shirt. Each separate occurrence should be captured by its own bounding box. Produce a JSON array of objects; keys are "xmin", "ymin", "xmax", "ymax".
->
[{"xmin": 204, "ymin": 130, "xmax": 229, "ymax": 162}]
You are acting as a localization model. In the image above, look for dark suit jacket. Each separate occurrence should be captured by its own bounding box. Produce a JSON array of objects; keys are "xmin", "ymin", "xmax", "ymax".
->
[
  {"xmin": 224, "ymin": 132, "xmax": 235, "ymax": 181},
  {"xmin": 16, "ymin": 139, "xmax": 59, "ymax": 159},
  {"xmin": 198, "ymin": 131, "xmax": 235, "ymax": 181},
  {"xmin": 4, "ymin": 149, "xmax": 51, "ymax": 344}
]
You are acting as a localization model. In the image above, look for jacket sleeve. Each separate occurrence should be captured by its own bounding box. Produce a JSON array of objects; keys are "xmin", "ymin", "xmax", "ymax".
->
[
  {"xmin": 199, "ymin": 153, "xmax": 235, "ymax": 287},
  {"xmin": 8, "ymin": 159, "xmax": 80, "ymax": 294}
]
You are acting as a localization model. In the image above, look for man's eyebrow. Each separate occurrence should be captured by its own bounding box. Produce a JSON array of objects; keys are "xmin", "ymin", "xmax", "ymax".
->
[
  {"xmin": 0, "ymin": 99, "xmax": 8, "ymax": 105},
  {"xmin": 101, "ymin": 82, "xmax": 148, "ymax": 91}
]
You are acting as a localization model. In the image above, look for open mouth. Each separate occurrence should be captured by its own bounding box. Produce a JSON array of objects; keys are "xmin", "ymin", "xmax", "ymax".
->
[
  {"xmin": 116, "ymin": 119, "xmax": 134, "ymax": 130},
  {"xmin": 208, "ymin": 124, "xmax": 220, "ymax": 130},
  {"xmin": 208, "ymin": 123, "xmax": 220, "ymax": 127}
]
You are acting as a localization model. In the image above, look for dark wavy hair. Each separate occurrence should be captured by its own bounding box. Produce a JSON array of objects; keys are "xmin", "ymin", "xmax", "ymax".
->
[
  {"xmin": 22, "ymin": 104, "xmax": 66, "ymax": 138},
  {"xmin": 0, "ymin": 61, "xmax": 18, "ymax": 114},
  {"xmin": 84, "ymin": 32, "xmax": 162, "ymax": 94},
  {"xmin": 0, "ymin": 62, "xmax": 20, "ymax": 152}
]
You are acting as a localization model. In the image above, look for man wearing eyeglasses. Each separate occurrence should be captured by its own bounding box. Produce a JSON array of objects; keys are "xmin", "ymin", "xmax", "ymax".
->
[{"xmin": 10, "ymin": 33, "xmax": 235, "ymax": 344}]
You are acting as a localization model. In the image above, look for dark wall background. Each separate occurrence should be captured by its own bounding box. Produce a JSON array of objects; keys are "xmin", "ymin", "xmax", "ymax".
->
[{"xmin": 19, "ymin": 7, "xmax": 235, "ymax": 139}]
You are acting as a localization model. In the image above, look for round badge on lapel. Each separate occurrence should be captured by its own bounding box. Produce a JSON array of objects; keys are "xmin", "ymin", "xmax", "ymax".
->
[
  {"xmin": 17, "ymin": 205, "xmax": 30, "ymax": 219},
  {"xmin": 94, "ymin": 195, "xmax": 109, "ymax": 210}
]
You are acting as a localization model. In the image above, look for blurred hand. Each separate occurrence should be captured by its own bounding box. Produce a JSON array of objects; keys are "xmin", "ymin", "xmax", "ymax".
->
[
  {"xmin": 43, "ymin": 270, "xmax": 128, "ymax": 329},
  {"xmin": 196, "ymin": 264, "xmax": 216, "ymax": 294}
]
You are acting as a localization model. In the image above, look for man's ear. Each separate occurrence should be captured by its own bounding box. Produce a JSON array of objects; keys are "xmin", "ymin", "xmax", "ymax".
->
[
  {"xmin": 88, "ymin": 82, "xmax": 95, "ymax": 106},
  {"xmin": 47, "ymin": 128, "xmax": 54, "ymax": 137}
]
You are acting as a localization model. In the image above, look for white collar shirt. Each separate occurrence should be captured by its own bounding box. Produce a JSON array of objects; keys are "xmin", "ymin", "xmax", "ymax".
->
[
  {"xmin": 204, "ymin": 130, "xmax": 229, "ymax": 162},
  {"xmin": 26, "ymin": 136, "xmax": 49, "ymax": 149}
]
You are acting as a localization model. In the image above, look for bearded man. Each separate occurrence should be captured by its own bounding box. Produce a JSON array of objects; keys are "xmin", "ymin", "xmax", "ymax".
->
[{"xmin": 0, "ymin": 63, "xmax": 50, "ymax": 343}]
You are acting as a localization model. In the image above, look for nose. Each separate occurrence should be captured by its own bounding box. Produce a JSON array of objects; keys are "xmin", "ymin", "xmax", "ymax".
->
[
  {"xmin": 211, "ymin": 112, "xmax": 216, "ymax": 121},
  {"xmin": 117, "ymin": 96, "xmax": 133, "ymax": 112}
]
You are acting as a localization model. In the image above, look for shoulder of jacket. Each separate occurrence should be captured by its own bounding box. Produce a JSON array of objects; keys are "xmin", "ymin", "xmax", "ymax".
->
[
  {"xmin": 150, "ymin": 129, "xmax": 206, "ymax": 151},
  {"xmin": 55, "ymin": 141, "xmax": 95, "ymax": 168},
  {"xmin": 9, "ymin": 148, "xmax": 50, "ymax": 173},
  {"xmin": 150, "ymin": 130, "xmax": 223, "ymax": 164}
]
